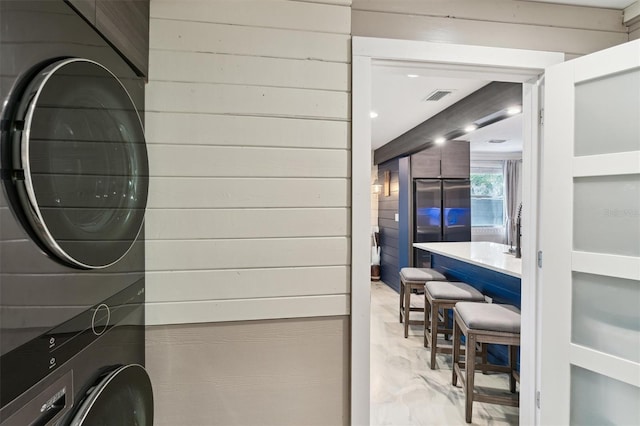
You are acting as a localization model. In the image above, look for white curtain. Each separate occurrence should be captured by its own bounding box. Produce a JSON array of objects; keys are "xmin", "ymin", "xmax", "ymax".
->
[{"xmin": 503, "ymin": 159, "xmax": 522, "ymax": 246}]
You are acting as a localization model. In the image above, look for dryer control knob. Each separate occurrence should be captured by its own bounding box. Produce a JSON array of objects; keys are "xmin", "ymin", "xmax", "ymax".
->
[{"xmin": 91, "ymin": 304, "xmax": 111, "ymax": 336}]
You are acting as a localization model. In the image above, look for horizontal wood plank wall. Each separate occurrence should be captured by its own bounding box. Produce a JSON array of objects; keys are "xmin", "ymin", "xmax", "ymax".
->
[
  {"xmin": 351, "ymin": 0, "xmax": 628, "ymax": 57},
  {"xmin": 145, "ymin": 0, "xmax": 351, "ymax": 325},
  {"xmin": 630, "ymin": 21, "xmax": 640, "ymax": 40},
  {"xmin": 146, "ymin": 316, "xmax": 349, "ymax": 426},
  {"xmin": 377, "ymin": 159, "xmax": 400, "ymax": 291}
]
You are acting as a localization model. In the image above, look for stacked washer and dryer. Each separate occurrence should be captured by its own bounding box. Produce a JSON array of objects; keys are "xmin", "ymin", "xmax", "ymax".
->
[{"xmin": 0, "ymin": 1, "xmax": 153, "ymax": 424}]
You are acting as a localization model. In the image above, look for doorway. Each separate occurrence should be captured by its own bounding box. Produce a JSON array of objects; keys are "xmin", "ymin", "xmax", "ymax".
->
[{"xmin": 351, "ymin": 37, "xmax": 564, "ymax": 425}]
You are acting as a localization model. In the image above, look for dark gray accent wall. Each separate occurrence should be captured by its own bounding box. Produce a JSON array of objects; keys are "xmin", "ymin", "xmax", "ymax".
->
[{"xmin": 377, "ymin": 159, "xmax": 400, "ymax": 292}]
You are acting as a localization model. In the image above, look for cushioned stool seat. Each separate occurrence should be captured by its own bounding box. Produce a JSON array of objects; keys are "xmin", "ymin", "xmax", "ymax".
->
[
  {"xmin": 399, "ymin": 268, "xmax": 446, "ymax": 338},
  {"xmin": 400, "ymin": 267, "xmax": 446, "ymax": 282},
  {"xmin": 424, "ymin": 281, "xmax": 485, "ymax": 369},
  {"xmin": 452, "ymin": 302, "xmax": 521, "ymax": 423},
  {"xmin": 455, "ymin": 302, "xmax": 521, "ymax": 334},
  {"xmin": 426, "ymin": 281, "xmax": 485, "ymax": 301}
]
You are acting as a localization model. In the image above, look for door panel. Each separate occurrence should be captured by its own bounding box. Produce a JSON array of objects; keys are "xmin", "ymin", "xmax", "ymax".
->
[
  {"xmin": 571, "ymin": 272, "xmax": 640, "ymax": 363},
  {"xmin": 570, "ymin": 366, "xmax": 640, "ymax": 426},
  {"xmin": 413, "ymin": 179, "xmax": 441, "ymax": 266},
  {"xmin": 442, "ymin": 179, "xmax": 471, "ymax": 242},
  {"xmin": 413, "ymin": 179, "xmax": 442, "ymax": 243},
  {"xmin": 573, "ymin": 175, "xmax": 640, "ymax": 257},
  {"xmin": 574, "ymin": 68, "xmax": 640, "ymax": 157},
  {"xmin": 541, "ymin": 39, "xmax": 640, "ymax": 424}
]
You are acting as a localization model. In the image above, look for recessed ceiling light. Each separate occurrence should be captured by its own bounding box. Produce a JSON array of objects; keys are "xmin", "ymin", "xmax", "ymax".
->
[
  {"xmin": 464, "ymin": 124, "xmax": 477, "ymax": 133},
  {"xmin": 434, "ymin": 137, "xmax": 446, "ymax": 145},
  {"xmin": 370, "ymin": 111, "xmax": 378, "ymax": 119},
  {"xmin": 507, "ymin": 106, "xmax": 522, "ymax": 115},
  {"xmin": 407, "ymin": 74, "xmax": 419, "ymax": 78}
]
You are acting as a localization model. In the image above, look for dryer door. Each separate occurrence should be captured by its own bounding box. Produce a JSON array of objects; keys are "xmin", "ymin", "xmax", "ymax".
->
[
  {"xmin": 68, "ymin": 364, "xmax": 153, "ymax": 426},
  {"xmin": 6, "ymin": 58, "xmax": 149, "ymax": 269}
]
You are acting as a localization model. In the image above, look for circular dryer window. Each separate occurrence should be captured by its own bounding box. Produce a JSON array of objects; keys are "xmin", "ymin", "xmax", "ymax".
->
[
  {"xmin": 8, "ymin": 58, "xmax": 149, "ymax": 269},
  {"xmin": 69, "ymin": 364, "xmax": 153, "ymax": 426}
]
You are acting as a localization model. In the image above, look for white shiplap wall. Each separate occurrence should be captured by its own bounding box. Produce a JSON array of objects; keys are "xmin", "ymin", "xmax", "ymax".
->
[
  {"xmin": 630, "ymin": 20, "xmax": 640, "ymax": 40},
  {"xmin": 351, "ymin": 0, "xmax": 629, "ymax": 58},
  {"xmin": 145, "ymin": 0, "xmax": 351, "ymax": 325}
]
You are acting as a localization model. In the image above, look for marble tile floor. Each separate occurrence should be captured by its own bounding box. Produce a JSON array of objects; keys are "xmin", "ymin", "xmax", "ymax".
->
[{"xmin": 370, "ymin": 281, "xmax": 519, "ymax": 426}]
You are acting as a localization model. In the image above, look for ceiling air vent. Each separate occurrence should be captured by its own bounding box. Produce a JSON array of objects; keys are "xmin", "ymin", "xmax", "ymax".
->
[
  {"xmin": 423, "ymin": 90, "xmax": 452, "ymax": 102},
  {"xmin": 487, "ymin": 139, "xmax": 507, "ymax": 144}
]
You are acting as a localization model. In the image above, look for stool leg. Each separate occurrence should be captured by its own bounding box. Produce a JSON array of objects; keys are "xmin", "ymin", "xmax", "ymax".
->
[
  {"xmin": 482, "ymin": 343, "xmax": 488, "ymax": 375},
  {"xmin": 444, "ymin": 309, "xmax": 450, "ymax": 340},
  {"xmin": 465, "ymin": 333, "xmax": 476, "ymax": 424},
  {"xmin": 509, "ymin": 345, "xmax": 518, "ymax": 393},
  {"xmin": 430, "ymin": 301, "xmax": 438, "ymax": 369},
  {"xmin": 399, "ymin": 282, "xmax": 404, "ymax": 323},
  {"xmin": 424, "ymin": 292, "xmax": 429, "ymax": 347},
  {"xmin": 404, "ymin": 283, "xmax": 411, "ymax": 338},
  {"xmin": 452, "ymin": 316, "xmax": 461, "ymax": 387}
]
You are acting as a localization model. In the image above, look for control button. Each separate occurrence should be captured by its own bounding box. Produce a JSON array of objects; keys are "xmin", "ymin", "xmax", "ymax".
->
[{"xmin": 91, "ymin": 304, "xmax": 110, "ymax": 336}]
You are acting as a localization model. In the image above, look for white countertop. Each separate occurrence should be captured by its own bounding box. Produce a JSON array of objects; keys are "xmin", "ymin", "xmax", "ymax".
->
[{"xmin": 413, "ymin": 242, "xmax": 522, "ymax": 278}]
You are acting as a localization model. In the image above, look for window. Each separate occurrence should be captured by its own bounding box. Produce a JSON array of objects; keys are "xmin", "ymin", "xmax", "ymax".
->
[{"xmin": 470, "ymin": 163, "xmax": 504, "ymax": 227}]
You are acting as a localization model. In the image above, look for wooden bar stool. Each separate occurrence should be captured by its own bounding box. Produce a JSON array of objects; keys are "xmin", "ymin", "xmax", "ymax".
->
[
  {"xmin": 424, "ymin": 281, "xmax": 485, "ymax": 369},
  {"xmin": 399, "ymin": 267, "xmax": 446, "ymax": 338},
  {"xmin": 452, "ymin": 302, "xmax": 521, "ymax": 423}
]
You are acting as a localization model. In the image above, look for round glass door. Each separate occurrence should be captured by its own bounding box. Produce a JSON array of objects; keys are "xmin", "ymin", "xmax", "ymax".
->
[
  {"xmin": 68, "ymin": 364, "xmax": 153, "ymax": 426},
  {"xmin": 9, "ymin": 58, "xmax": 148, "ymax": 269}
]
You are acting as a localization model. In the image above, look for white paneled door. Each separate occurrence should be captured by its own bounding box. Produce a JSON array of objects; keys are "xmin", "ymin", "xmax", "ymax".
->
[{"xmin": 541, "ymin": 40, "xmax": 640, "ymax": 424}]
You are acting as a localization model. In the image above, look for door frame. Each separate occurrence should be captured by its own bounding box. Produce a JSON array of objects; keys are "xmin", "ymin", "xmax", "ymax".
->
[{"xmin": 351, "ymin": 36, "xmax": 564, "ymax": 426}]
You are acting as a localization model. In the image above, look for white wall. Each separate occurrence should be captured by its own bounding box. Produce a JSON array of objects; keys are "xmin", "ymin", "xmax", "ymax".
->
[
  {"xmin": 145, "ymin": 0, "xmax": 351, "ymax": 325},
  {"xmin": 144, "ymin": 1, "xmax": 351, "ymax": 424},
  {"xmin": 352, "ymin": 0, "xmax": 628, "ymax": 58}
]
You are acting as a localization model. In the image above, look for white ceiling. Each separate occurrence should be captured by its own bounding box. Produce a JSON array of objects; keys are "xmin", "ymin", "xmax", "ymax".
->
[
  {"xmin": 466, "ymin": 115, "xmax": 523, "ymax": 154},
  {"xmin": 371, "ymin": 66, "xmax": 489, "ymax": 150},
  {"xmin": 371, "ymin": 66, "xmax": 523, "ymax": 154}
]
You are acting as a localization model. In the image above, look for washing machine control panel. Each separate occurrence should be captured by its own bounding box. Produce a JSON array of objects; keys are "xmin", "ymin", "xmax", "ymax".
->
[{"xmin": 0, "ymin": 280, "xmax": 144, "ymax": 408}]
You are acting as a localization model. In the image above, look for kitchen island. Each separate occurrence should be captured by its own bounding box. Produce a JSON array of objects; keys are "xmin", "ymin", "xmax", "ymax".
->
[
  {"xmin": 413, "ymin": 241, "xmax": 521, "ymax": 307},
  {"xmin": 414, "ymin": 241, "xmax": 521, "ymax": 276},
  {"xmin": 414, "ymin": 241, "xmax": 522, "ymax": 366}
]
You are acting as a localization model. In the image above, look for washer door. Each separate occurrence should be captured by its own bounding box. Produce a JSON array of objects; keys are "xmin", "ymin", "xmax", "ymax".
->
[
  {"xmin": 8, "ymin": 58, "xmax": 148, "ymax": 269},
  {"xmin": 69, "ymin": 364, "xmax": 153, "ymax": 426}
]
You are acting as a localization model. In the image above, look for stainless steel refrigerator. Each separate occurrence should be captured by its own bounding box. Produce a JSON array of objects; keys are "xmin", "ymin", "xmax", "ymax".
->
[{"xmin": 413, "ymin": 179, "xmax": 471, "ymax": 266}]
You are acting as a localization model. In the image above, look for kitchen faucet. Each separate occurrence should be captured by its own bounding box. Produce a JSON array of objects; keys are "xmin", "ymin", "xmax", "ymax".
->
[{"xmin": 514, "ymin": 203, "xmax": 522, "ymax": 259}]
